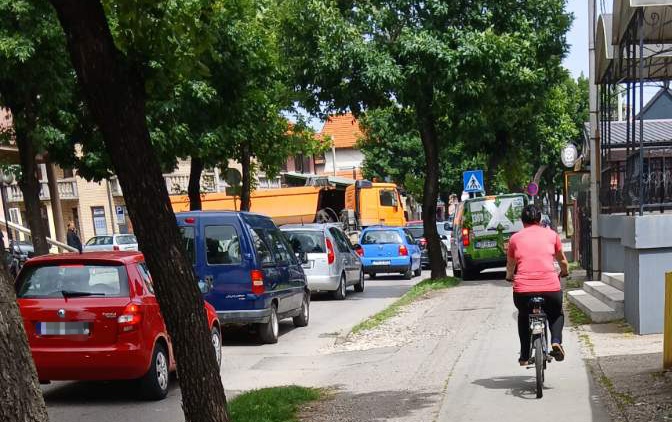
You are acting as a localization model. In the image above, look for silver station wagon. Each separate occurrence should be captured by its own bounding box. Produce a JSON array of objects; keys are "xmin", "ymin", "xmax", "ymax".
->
[{"xmin": 281, "ymin": 223, "xmax": 364, "ymax": 300}]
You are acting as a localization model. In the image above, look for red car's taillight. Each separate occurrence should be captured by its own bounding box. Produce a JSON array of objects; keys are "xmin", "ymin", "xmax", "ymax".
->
[
  {"xmin": 326, "ymin": 238, "xmax": 335, "ymax": 264},
  {"xmin": 399, "ymin": 245, "xmax": 408, "ymax": 256},
  {"xmin": 118, "ymin": 303, "xmax": 142, "ymax": 333},
  {"xmin": 462, "ymin": 228, "xmax": 470, "ymax": 246},
  {"xmin": 251, "ymin": 270, "xmax": 265, "ymax": 295}
]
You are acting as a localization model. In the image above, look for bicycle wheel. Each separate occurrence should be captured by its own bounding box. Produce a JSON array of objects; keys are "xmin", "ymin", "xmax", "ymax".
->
[{"xmin": 534, "ymin": 337, "xmax": 544, "ymax": 398}]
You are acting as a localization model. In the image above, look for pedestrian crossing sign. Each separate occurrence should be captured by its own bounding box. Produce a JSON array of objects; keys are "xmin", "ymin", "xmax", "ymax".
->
[{"xmin": 463, "ymin": 170, "xmax": 485, "ymax": 193}]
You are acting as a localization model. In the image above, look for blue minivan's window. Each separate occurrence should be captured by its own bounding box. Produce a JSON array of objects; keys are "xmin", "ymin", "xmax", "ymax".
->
[
  {"xmin": 180, "ymin": 226, "xmax": 195, "ymax": 264},
  {"xmin": 249, "ymin": 227, "xmax": 274, "ymax": 265},
  {"xmin": 362, "ymin": 230, "xmax": 403, "ymax": 245},
  {"xmin": 205, "ymin": 225, "xmax": 242, "ymax": 265}
]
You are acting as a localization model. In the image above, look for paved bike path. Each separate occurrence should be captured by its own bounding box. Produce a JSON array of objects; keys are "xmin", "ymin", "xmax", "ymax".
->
[{"xmin": 436, "ymin": 278, "xmax": 611, "ymax": 422}]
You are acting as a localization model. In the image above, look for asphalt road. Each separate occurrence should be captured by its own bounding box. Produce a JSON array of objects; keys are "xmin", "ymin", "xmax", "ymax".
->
[{"xmin": 42, "ymin": 270, "xmax": 428, "ymax": 422}]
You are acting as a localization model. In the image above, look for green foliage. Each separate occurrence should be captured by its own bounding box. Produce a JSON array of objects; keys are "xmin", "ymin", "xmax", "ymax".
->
[
  {"xmin": 228, "ymin": 385, "xmax": 322, "ymax": 422},
  {"xmin": 0, "ymin": 0, "xmax": 76, "ymax": 152},
  {"xmin": 280, "ymin": 0, "xmax": 572, "ymax": 205}
]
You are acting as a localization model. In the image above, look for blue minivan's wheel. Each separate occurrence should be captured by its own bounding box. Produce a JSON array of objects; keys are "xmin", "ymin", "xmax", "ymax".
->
[
  {"xmin": 258, "ymin": 303, "xmax": 279, "ymax": 344},
  {"xmin": 403, "ymin": 266, "xmax": 413, "ymax": 280}
]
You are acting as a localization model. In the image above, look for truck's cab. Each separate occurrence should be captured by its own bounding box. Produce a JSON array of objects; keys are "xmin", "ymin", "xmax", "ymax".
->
[{"xmin": 342, "ymin": 181, "xmax": 406, "ymax": 231}]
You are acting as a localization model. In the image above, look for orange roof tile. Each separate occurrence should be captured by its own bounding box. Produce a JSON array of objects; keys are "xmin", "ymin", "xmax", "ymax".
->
[{"xmin": 320, "ymin": 113, "xmax": 363, "ymax": 149}]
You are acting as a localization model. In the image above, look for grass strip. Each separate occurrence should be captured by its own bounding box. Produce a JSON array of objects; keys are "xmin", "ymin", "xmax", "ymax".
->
[
  {"xmin": 566, "ymin": 295, "xmax": 592, "ymax": 326},
  {"xmin": 351, "ymin": 277, "xmax": 460, "ymax": 334},
  {"xmin": 229, "ymin": 385, "xmax": 322, "ymax": 422}
]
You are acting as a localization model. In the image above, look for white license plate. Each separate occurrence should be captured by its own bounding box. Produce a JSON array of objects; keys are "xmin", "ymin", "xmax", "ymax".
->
[
  {"xmin": 372, "ymin": 260, "xmax": 390, "ymax": 266},
  {"xmin": 476, "ymin": 241, "xmax": 497, "ymax": 249},
  {"xmin": 37, "ymin": 322, "xmax": 90, "ymax": 336}
]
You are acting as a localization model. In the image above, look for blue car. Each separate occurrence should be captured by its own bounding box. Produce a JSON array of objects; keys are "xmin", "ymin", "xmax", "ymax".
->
[
  {"xmin": 359, "ymin": 226, "xmax": 422, "ymax": 279},
  {"xmin": 176, "ymin": 211, "xmax": 310, "ymax": 344}
]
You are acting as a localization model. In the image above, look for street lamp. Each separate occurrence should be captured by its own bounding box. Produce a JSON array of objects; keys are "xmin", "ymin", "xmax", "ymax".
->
[{"xmin": 0, "ymin": 171, "xmax": 15, "ymax": 251}]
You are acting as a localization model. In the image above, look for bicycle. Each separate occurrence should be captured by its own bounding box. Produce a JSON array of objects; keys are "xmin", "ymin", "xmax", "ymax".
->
[{"xmin": 527, "ymin": 296, "xmax": 551, "ymax": 398}]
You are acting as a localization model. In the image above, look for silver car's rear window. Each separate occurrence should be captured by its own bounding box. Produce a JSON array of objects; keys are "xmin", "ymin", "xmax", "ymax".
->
[
  {"xmin": 16, "ymin": 264, "xmax": 129, "ymax": 298},
  {"xmin": 284, "ymin": 231, "xmax": 326, "ymax": 254}
]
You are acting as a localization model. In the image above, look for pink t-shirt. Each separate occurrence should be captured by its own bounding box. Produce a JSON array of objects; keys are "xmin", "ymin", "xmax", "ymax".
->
[{"xmin": 508, "ymin": 225, "xmax": 562, "ymax": 293}]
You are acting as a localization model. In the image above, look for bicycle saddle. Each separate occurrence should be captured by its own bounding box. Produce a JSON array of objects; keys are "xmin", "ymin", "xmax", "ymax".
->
[{"xmin": 529, "ymin": 297, "xmax": 545, "ymax": 307}]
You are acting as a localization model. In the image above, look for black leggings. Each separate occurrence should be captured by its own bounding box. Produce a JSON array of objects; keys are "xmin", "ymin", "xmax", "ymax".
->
[{"xmin": 513, "ymin": 291, "xmax": 564, "ymax": 361}]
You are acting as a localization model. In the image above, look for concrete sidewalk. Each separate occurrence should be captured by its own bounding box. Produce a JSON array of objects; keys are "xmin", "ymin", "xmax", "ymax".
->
[{"xmin": 436, "ymin": 280, "xmax": 611, "ymax": 422}]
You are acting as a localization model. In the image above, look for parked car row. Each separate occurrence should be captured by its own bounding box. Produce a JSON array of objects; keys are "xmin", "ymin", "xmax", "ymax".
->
[{"xmin": 14, "ymin": 210, "xmax": 429, "ymax": 402}]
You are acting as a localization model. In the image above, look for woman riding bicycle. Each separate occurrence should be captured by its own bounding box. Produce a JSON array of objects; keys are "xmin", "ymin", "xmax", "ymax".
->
[{"xmin": 505, "ymin": 204, "xmax": 569, "ymax": 366}]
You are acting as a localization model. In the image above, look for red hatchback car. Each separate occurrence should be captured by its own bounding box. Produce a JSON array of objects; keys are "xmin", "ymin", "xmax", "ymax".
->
[{"xmin": 15, "ymin": 251, "xmax": 222, "ymax": 400}]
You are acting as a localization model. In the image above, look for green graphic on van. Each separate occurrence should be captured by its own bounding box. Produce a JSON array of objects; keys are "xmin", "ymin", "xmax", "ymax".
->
[
  {"xmin": 460, "ymin": 194, "xmax": 526, "ymax": 259},
  {"xmin": 469, "ymin": 196, "xmax": 525, "ymax": 234}
]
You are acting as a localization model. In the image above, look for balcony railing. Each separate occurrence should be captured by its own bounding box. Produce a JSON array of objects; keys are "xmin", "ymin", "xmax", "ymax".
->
[
  {"xmin": 164, "ymin": 173, "xmax": 217, "ymax": 195},
  {"xmin": 6, "ymin": 180, "xmax": 78, "ymax": 202},
  {"xmin": 600, "ymin": 149, "xmax": 672, "ymax": 213}
]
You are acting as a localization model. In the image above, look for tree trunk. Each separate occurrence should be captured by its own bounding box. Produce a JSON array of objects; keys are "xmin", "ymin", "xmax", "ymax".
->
[
  {"xmin": 188, "ymin": 157, "xmax": 203, "ymax": 211},
  {"xmin": 0, "ymin": 265, "xmax": 49, "ymax": 422},
  {"xmin": 416, "ymin": 99, "xmax": 446, "ymax": 280},
  {"xmin": 49, "ymin": 2, "xmax": 229, "ymax": 421},
  {"xmin": 486, "ymin": 130, "xmax": 509, "ymax": 193},
  {"xmin": 240, "ymin": 141, "xmax": 251, "ymax": 211},
  {"xmin": 15, "ymin": 132, "xmax": 50, "ymax": 256}
]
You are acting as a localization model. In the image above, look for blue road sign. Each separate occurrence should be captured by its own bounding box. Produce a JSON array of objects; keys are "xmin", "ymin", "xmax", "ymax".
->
[{"xmin": 463, "ymin": 170, "xmax": 485, "ymax": 193}]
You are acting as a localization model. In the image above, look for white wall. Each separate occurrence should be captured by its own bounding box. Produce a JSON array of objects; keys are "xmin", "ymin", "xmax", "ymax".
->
[{"xmin": 323, "ymin": 148, "xmax": 364, "ymax": 172}]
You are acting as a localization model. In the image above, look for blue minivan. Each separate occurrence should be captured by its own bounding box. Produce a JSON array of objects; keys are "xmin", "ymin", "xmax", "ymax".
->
[
  {"xmin": 359, "ymin": 226, "xmax": 422, "ymax": 280},
  {"xmin": 176, "ymin": 211, "xmax": 309, "ymax": 344}
]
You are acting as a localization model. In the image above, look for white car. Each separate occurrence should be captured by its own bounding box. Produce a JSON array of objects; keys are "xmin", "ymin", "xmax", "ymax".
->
[
  {"xmin": 437, "ymin": 220, "xmax": 452, "ymax": 260},
  {"xmin": 83, "ymin": 234, "xmax": 138, "ymax": 252}
]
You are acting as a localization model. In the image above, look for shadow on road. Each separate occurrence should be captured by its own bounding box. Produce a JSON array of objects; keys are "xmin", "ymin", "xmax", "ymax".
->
[
  {"xmin": 221, "ymin": 321, "xmax": 297, "ymax": 346},
  {"xmin": 299, "ymin": 388, "xmax": 438, "ymax": 422},
  {"xmin": 42, "ymin": 377, "xmax": 180, "ymax": 405},
  {"xmin": 471, "ymin": 375, "xmax": 553, "ymax": 400}
]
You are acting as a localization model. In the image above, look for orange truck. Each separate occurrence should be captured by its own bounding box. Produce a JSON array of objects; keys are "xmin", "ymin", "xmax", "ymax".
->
[{"xmin": 170, "ymin": 180, "xmax": 406, "ymax": 230}]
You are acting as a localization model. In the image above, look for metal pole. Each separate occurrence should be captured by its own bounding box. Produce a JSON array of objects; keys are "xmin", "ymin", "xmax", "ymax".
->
[
  {"xmin": 589, "ymin": 0, "xmax": 601, "ymax": 278},
  {"xmin": 331, "ymin": 144, "xmax": 337, "ymax": 177},
  {"xmin": 106, "ymin": 179, "xmax": 117, "ymax": 234},
  {"xmin": 639, "ymin": 11, "xmax": 645, "ymax": 216},
  {"xmin": 1, "ymin": 184, "xmax": 13, "ymax": 248}
]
